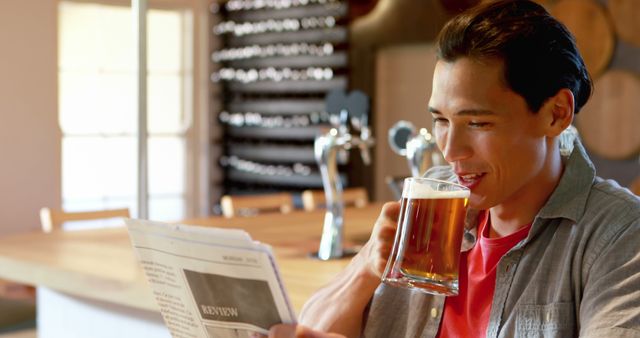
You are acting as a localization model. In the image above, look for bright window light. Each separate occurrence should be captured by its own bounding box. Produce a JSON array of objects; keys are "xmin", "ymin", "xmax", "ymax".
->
[{"xmin": 58, "ymin": 1, "xmax": 192, "ymax": 225}]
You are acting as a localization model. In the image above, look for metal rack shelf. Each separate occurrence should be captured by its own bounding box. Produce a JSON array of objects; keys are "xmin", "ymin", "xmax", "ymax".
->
[
  {"xmin": 226, "ymin": 125, "xmax": 326, "ymax": 140},
  {"xmin": 227, "ymin": 143, "xmax": 316, "ymax": 163},
  {"xmin": 226, "ymin": 52, "xmax": 347, "ymax": 69},
  {"xmin": 226, "ymin": 76, "xmax": 347, "ymax": 93},
  {"xmin": 226, "ymin": 27, "xmax": 348, "ymax": 47},
  {"xmin": 227, "ymin": 168, "xmax": 346, "ymax": 188},
  {"xmin": 226, "ymin": 3, "xmax": 348, "ymax": 21},
  {"xmin": 227, "ymin": 99, "xmax": 325, "ymax": 114}
]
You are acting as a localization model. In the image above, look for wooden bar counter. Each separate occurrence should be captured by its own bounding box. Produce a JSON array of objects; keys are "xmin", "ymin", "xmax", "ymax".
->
[{"xmin": 0, "ymin": 204, "xmax": 383, "ymax": 337}]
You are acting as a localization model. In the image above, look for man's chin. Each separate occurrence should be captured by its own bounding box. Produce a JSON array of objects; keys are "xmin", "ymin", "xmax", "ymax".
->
[{"xmin": 468, "ymin": 195, "xmax": 493, "ymax": 211}]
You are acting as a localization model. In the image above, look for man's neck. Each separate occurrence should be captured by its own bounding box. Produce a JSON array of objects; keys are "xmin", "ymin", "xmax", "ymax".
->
[{"xmin": 488, "ymin": 150, "xmax": 565, "ymax": 238}]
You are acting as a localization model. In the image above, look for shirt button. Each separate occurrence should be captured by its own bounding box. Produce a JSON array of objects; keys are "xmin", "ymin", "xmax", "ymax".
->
[{"xmin": 431, "ymin": 308, "xmax": 438, "ymax": 318}]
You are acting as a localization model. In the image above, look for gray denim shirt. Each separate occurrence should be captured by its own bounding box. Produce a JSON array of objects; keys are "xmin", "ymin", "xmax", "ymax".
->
[{"xmin": 363, "ymin": 140, "xmax": 640, "ymax": 338}]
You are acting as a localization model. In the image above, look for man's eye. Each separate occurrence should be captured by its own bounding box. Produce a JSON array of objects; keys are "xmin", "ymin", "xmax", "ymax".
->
[
  {"xmin": 433, "ymin": 118, "xmax": 448, "ymax": 124},
  {"xmin": 469, "ymin": 121, "xmax": 490, "ymax": 128}
]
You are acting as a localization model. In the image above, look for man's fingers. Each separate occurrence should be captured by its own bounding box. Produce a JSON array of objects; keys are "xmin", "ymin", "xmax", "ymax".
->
[
  {"xmin": 380, "ymin": 201, "xmax": 401, "ymax": 224},
  {"xmin": 295, "ymin": 325, "xmax": 347, "ymax": 338},
  {"xmin": 268, "ymin": 324, "xmax": 346, "ymax": 338},
  {"xmin": 268, "ymin": 324, "xmax": 296, "ymax": 338},
  {"xmin": 360, "ymin": 201, "xmax": 402, "ymax": 277},
  {"xmin": 378, "ymin": 225, "xmax": 397, "ymax": 241},
  {"xmin": 372, "ymin": 202, "xmax": 401, "ymax": 237}
]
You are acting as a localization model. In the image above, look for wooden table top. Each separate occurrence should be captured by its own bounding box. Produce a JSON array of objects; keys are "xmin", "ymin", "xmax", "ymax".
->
[{"xmin": 0, "ymin": 203, "xmax": 384, "ymax": 314}]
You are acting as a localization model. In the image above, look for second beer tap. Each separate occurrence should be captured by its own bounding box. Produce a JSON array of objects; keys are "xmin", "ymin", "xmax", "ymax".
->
[{"xmin": 315, "ymin": 90, "xmax": 374, "ymax": 260}]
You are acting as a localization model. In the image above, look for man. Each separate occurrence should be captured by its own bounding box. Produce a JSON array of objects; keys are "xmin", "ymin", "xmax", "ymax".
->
[{"xmin": 270, "ymin": 0, "xmax": 640, "ymax": 337}]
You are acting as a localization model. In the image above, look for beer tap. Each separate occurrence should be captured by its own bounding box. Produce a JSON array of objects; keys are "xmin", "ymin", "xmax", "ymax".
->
[
  {"xmin": 348, "ymin": 91, "xmax": 373, "ymax": 166},
  {"xmin": 406, "ymin": 127, "xmax": 445, "ymax": 177},
  {"xmin": 315, "ymin": 90, "xmax": 374, "ymax": 260},
  {"xmin": 388, "ymin": 120, "xmax": 445, "ymax": 178}
]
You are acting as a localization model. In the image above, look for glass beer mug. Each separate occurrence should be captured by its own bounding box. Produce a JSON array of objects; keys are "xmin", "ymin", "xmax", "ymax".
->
[{"xmin": 382, "ymin": 177, "xmax": 470, "ymax": 296}]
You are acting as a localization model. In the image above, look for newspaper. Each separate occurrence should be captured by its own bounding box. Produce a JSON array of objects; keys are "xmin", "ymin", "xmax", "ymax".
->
[{"xmin": 126, "ymin": 219, "xmax": 296, "ymax": 338}]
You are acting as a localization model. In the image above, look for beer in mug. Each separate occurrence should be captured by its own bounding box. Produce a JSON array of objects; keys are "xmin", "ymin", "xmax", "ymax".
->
[{"xmin": 382, "ymin": 177, "xmax": 469, "ymax": 295}]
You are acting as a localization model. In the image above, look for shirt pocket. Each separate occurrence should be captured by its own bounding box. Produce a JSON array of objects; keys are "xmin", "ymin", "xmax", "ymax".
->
[{"xmin": 514, "ymin": 302, "xmax": 576, "ymax": 338}]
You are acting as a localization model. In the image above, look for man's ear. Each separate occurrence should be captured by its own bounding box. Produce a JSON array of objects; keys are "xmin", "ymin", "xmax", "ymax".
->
[{"xmin": 542, "ymin": 88, "xmax": 574, "ymax": 137}]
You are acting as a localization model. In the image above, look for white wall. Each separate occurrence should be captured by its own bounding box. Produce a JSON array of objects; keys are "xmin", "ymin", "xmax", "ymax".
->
[{"xmin": 0, "ymin": 0, "xmax": 61, "ymax": 235}]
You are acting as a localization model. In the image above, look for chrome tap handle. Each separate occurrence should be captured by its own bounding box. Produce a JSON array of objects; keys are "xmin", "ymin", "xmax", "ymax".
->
[
  {"xmin": 326, "ymin": 90, "xmax": 348, "ymax": 129},
  {"xmin": 326, "ymin": 89, "xmax": 349, "ymax": 164},
  {"xmin": 358, "ymin": 128, "xmax": 374, "ymax": 166},
  {"xmin": 347, "ymin": 91, "xmax": 373, "ymax": 165},
  {"xmin": 347, "ymin": 90, "xmax": 369, "ymax": 133},
  {"xmin": 314, "ymin": 129, "xmax": 345, "ymax": 260},
  {"xmin": 359, "ymin": 140, "xmax": 372, "ymax": 165},
  {"xmin": 405, "ymin": 128, "xmax": 438, "ymax": 177},
  {"xmin": 339, "ymin": 108, "xmax": 350, "ymax": 136},
  {"xmin": 355, "ymin": 111, "xmax": 372, "ymax": 165},
  {"xmin": 388, "ymin": 121, "xmax": 416, "ymax": 156},
  {"xmin": 389, "ymin": 121, "xmax": 444, "ymax": 178},
  {"xmin": 314, "ymin": 90, "xmax": 373, "ymax": 260}
]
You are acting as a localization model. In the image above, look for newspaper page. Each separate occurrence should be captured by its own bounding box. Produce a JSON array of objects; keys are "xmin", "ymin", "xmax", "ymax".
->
[{"xmin": 126, "ymin": 219, "xmax": 296, "ymax": 338}]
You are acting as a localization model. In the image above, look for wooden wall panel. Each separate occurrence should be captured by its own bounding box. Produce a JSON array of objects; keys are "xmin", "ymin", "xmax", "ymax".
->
[{"xmin": 374, "ymin": 45, "xmax": 438, "ymax": 202}]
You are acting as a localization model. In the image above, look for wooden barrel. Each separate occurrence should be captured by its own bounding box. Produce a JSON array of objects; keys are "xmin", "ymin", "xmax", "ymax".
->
[
  {"xmin": 551, "ymin": 0, "xmax": 615, "ymax": 79},
  {"xmin": 576, "ymin": 70, "xmax": 640, "ymax": 160},
  {"xmin": 607, "ymin": 0, "xmax": 640, "ymax": 47},
  {"xmin": 631, "ymin": 175, "xmax": 640, "ymax": 196}
]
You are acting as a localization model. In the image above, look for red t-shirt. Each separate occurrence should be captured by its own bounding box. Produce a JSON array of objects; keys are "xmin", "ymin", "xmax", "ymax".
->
[{"xmin": 437, "ymin": 211, "xmax": 532, "ymax": 338}]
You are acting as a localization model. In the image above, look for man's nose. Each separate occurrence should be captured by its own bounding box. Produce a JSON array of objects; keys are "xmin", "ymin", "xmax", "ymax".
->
[{"xmin": 442, "ymin": 127, "xmax": 472, "ymax": 163}]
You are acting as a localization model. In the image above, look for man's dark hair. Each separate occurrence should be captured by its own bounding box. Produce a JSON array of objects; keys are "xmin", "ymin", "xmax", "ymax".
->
[{"xmin": 436, "ymin": 0, "xmax": 593, "ymax": 113}]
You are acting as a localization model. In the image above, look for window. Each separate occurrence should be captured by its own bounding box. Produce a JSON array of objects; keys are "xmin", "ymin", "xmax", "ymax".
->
[{"xmin": 58, "ymin": 1, "xmax": 193, "ymax": 224}]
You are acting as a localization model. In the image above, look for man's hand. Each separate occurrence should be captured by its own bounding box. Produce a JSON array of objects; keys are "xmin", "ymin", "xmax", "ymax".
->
[
  {"xmin": 296, "ymin": 202, "xmax": 402, "ymax": 337},
  {"xmin": 268, "ymin": 324, "xmax": 346, "ymax": 338},
  {"xmin": 359, "ymin": 201, "xmax": 401, "ymax": 278}
]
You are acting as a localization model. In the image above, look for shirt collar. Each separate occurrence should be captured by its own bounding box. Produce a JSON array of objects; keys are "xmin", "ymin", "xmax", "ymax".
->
[{"xmin": 535, "ymin": 139, "xmax": 596, "ymax": 222}]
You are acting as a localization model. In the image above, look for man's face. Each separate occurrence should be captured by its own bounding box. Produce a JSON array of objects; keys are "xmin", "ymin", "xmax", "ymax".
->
[{"xmin": 428, "ymin": 58, "xmax": 552, "ymax": 210}]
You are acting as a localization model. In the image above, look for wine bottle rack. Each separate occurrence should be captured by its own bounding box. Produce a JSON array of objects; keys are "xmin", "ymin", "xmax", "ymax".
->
[{"xmin": 211, "ymin": 0, "xmax": 350, "ymax": 201}]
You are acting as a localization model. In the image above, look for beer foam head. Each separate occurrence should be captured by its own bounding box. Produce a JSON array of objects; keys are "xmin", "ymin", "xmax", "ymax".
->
[{"xmin": 402, "ymin": 179, "xmax": 469, "ymax": 199}]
